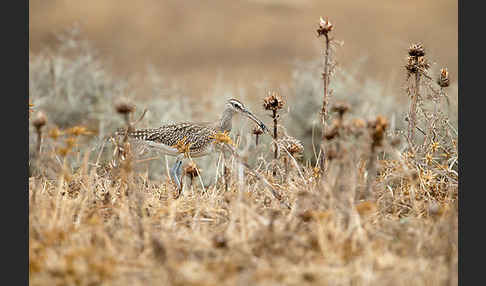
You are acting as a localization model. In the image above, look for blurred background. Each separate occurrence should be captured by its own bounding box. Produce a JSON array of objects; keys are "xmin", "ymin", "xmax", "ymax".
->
[
  {"xmin": 29, "ymin": 0, "xmax": 457, "ymax": 96},
  {"xmin": 29, "ymin": 0, "xmax": 458, "ymax": 177}
]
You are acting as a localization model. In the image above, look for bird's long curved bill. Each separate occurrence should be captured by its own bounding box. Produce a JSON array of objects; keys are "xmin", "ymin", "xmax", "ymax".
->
[{"xmin": 244, "ymin": 110, "xmax": 269, "ymax": 134}]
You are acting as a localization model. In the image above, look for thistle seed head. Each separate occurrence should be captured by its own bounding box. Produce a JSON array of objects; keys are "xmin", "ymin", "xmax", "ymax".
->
[
  {"xmin": 252, "ymin": 126, "xmax": 264, "ymax": 136},
  {"xmin": 331, "ymin": 101, "xmax": 351, "ymax": 118},
  {"xmin": 408, "ymin": 43, "xmax": 425, "ymax": 57},
  {"xmin": 282, "ymin": 136, "xmax": 304, "ymax": 157},
  {"xmin": 115, "ymin": 98, "xmax": 135, "ymax": 115},
  {"xmin": 317, "ymin": 17, "xmax": 333, "ymax": 36},
  {"xmin": 32, "ymin": 111, "xmax": 47, "ymax": 131},
  {"xmin": 438, "ymin": 67, "xmax": 450, "ymax": 87},
  {"xmin": 263, "ymin": 91, "xmax": 285, "ymax": 111},
  {"xmin": 368, "ymin": 115, "xmax": 389, "ymax": 148},
  {"xmin": 405, "ymin": 55, "xmax": 430, "ymax": 75},
  {"xmin": 184, "ymin": 162, "xmax": 200, "ymax": 179}
]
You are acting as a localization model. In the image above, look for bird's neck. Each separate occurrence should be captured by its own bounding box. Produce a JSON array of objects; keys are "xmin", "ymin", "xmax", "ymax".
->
[{"xmin": 218, "ymin": 108, "xmax": 235, "ymax": 133}]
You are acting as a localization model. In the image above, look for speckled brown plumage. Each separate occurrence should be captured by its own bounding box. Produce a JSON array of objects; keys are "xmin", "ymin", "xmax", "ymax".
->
[
  {"xmin": 116, "ymin": 123, "xmax": 218, "ymax": 157},
  {"xmin": 115, "ymin": 98, "xmax": 268, "ymax": 159}
]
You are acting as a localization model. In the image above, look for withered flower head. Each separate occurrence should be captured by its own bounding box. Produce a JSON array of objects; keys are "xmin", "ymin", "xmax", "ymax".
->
[
  {"xmin": 184, "ymin": 162, "xmax": 200, "ymax": 178},
  {"xmin": 405, "ymin": 56, "xmax": 418, "ymax": 74},
  {"xmin": 48, "ymin": 127, "xmax": 63, "ymax": 140},
  {"xmin": 263, "ymin": 91, "xmax": 285, "ymax": 111},
  {"xmin": 282, "ymin": 136, "xmax": 304, "ymax": 157},
  {"xmin": 331, "ymin": 101, "xmax": 351, "ymax": 118},
  {"xmin": 32, "ymin": 111, "xmax": 47, "ymax": 130},
  {"xmin": 408, "ymin": 43, "xmax": 425, "ymax": 57},
  {"xmin": 405, "ymin": 55, "xmax": 430, "ymax": 74},
  {"xmin": 437, "ymin": 67, "xmax": 450, "ymax": 87},
  {"xmin": 417, "ymin": 56, "xmax": 430, "ymax": 71},
  {"xmin": 317, "ymin": 17, "xmax": 333, "ymax": 36},
  {"xmin": 114, "ymin": 98, "xmax": 135, "ymax": 114},
  {"xmin": 252, "ymin": 125, "xmax": 264, "ymax": 136},
  {"xmin": 66, "ymin": 126, "xmax": 93, "ymax": 137},
  {"xmin": 210, "ymin": 131, "xmax": 235, "ymax": 146},
  {"xmin": 368, "ymin": 115, "xmax": 388, "ymax": 148}
]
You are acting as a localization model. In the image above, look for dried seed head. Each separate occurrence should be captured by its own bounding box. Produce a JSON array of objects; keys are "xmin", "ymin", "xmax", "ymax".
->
[
  {"xmin": 281, "ymin": 136, "xmax": 304, "ymax": 157},
  {"xmin": 368, "ymin": 115, "xmax": 388, "ymax": 148},
  {"xmin": 66, "ymin": 126, "xmax": 93, "ymax": 137},
  {"xmin": 184, "ymin": 162, "xmax": 199, "ymax": 178},
  {"xmin": 317, "ymin": 17, "xmax": 333, "ymax": 36},
  {"xmin": 324, "ymin": 122, "xmax": 340, "ymax": 140},
  {"xmin": 408, "ymin": 43, "xmax": 425, "ymax": 57},
  {"xmin": 326, "ymin": 148, "xmax": 339, "ymax": 161},
  {"xmin": 331, "ymin": 101, "xmax": 351, "ymax": 118},
  {"xmin": 114, "ymin": 98, "xmax": 135, "ymax": 114},
  {"xmin": 32, "ymin": 111, "xmax": 47, "ymax": 130},
  {"xmin": 252, "ymin": 126, "xmax": 264, "ymax": 136},
  {"xmin": 438, "ymin": 67, "xmax": 450, "ymax": 87},
  {"xmin": 417, "ymin": 56, "xmax": 430, "ymax": 71},
  {"xmin": 405, "ymin": 56, "xmax": 419, "ymax": 74},
  {"xmin": 212, "ymin": 234, "xmax": 227, "ymax": 249},
  {"xmin": 210, "ymin": 131, "xmax": 235, "ymax": 146},
  {"xmin": 263, "ymin": 91, "xmax": 285, "ymax": 111},
  {"xmin": 48, "ymin": 127, "xmax": 63, "ymax": 140},
  {"xmin": 172, "ymin": 137, "xmax": 193, "ymax": 157}
]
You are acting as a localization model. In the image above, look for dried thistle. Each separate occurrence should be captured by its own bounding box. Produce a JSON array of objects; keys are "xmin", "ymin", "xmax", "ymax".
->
[
  {"xmin": 324, "ymin": 120, "xmax": 340, "ymax": 140},
  {"xmin": 405, "ymin": 55, "xmax": 430, "ymax": 75},
  {"xmin": 48, "ymin": 127, "xmax": 63, "ymax": 140},
  {"xmin": 368, "ymin": 115, "xmax": 389, "ymax": 149},
  {"xmin": 317, "ymin": 17, "xmax": 333, "ymax": 37},
  {"xmin": 363, "ymin": 115, "xmax": 388, "ymax": 199},
  {"xmin": 263, "ymin": 91, "xmax": 285, "ymax": 111},
  {"xmin": 252, "ymin": 125, "xmax": 264, "ymax": 146},
  {"xmin": 210, "ymin": 131, "xmax": 235, "ymax": 146},
  {"xmin": 65, "ymin": 126, "xmax": 93, "ymax": 137},
  {"xmin": 32, "ymin": 111, "xmax": 47, "ymax": 157},
  {"xmin": 280, "ymin": 136, "xmax": 304, "ymax": 158},
  {"xmin": 172, "ymin": 137, "xmax": 193, "ymax": 157},
  {"xmin": 316, "ymin": 16, "xmax": 338, "ymax": 173},
  {"xmin": 263, "ymin": 91, "xmax": 284, "ymax": 176},
  {"xmin": 438, "ymin": 67, "xmax": 450, "ymax": 88},
  {"xmin": 405, "ymin": 43, "xmax": 429, "ymax": 145},
  {"xmin": 408, "ymin": 43, "xmax": 425, "ymax": 57},
  {"xmin": 114, "ymin": 98, "xmax": 135, "ymax": 115},
  {"xmin": 184, "ymin": 161, "xmax": 200, "ymax": 186},
  {"xmin": 331, "ymin": 101, "xmax": 350, "ymax": 119},
  {"xmin": 32, "ymin": 111, "xmax": 47, "ymax": 131}
]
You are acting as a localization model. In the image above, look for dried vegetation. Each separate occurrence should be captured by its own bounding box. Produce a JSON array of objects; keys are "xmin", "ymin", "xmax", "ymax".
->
[{"xmin": 29, "ymin": 23, "xmax": 457, "ymax": 286}]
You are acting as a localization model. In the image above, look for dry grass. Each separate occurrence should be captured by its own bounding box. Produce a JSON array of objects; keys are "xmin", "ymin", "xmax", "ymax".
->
[{"xmin": 29, "ymin": 21, "xmax": 457, "ymax": 286}]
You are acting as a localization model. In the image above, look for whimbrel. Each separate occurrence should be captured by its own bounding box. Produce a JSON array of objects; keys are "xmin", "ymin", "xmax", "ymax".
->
[{"xmin": 116, "ymin": 98, "xmax": 269, "ymax": 195}]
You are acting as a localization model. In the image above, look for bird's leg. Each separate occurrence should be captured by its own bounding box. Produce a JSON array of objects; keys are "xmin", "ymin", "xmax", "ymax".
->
[{"xmin": 170, "ymin": 155, "xmax": 185, "ymax": 198}]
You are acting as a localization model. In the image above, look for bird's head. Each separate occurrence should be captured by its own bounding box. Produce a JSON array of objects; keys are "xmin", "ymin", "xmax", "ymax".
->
[{"xmin": 226, "ymin": 98, "xmax": 269, "ymax": 134}]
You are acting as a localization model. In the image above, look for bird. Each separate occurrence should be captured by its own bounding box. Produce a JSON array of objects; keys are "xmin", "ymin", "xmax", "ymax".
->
[{"xmin": 115, "ymin": 98, "xmax": 269, "ymax": 196}]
